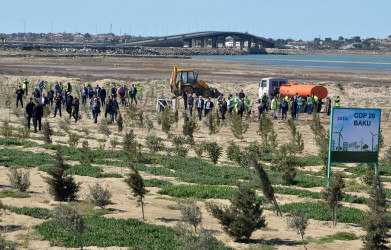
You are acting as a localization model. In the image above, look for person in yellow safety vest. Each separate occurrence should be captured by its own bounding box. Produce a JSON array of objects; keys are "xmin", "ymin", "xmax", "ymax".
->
[
  {"xmin": 307, "ymin": 95, "xmax": 313, "ymax": 114},
  {"xmin": 135, "ymin": 84, "xmax": 141, "ymax": 100},
  {"xmin": 276, "ymin": 94, "xmax": 281, "ymax": 114},
  {"xmin": 23, "ymin": 78, "xmax": 29, "ymax": 96},
  {"xmin": 234, "ymin": 93, "xmax": 240, "ymax": 104},
  {"xmin": 271, "ymin": 96, "xmax": 278, "ymax": 119},
  {"xmin": 297, "ymin": 96, "xmax": 303, "ymax": 113},
  {"xmin": 227, "ymin": 96, "xmax": 235, "ymax": 114},
  {"xmin": 243, "ymin": 96, "xmax": 251, "ymax": 118},
  {"xmin": 285, "ymin": 95, "xmax": 290, "ymax": 106},
  {"xmin": 217, "ymin": 94, "xmax": 223, "ymax": 106},
  {"xmin": 313, "ymin": 94, "xmax": 319, "ymax": 113},
  {"xmin": 335, "ymin": 96, "xmax": 340, "ymax": 107}
]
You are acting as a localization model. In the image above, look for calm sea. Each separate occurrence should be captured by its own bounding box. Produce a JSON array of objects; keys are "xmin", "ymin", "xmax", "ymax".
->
[{"xmin": 193, "ymin": 54, "xmax": 391, "ymax": 72}]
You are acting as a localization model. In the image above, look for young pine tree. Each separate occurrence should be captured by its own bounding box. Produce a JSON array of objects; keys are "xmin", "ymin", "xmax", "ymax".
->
[
  {"xmin": 182, "ymin": 112, "xmax": 199, "ymax": 142},
  {"xmin": 79, "ymin": 140, "xmax": 93, "ymax": 165},
  {"xmin": 361, "ymin": 176, "xmax": 390, "ymax": 250},
  {"xmin": 204, "ymin": 141, "xmax": 222, "ymax": 165},
  {"xmin": 44, "ymin": 146, "xmax": 80, "ymax": 201},
  {"xmin": 253, "ymin": 160, "xmax": 282, "ymax": 216},
  {"xmin": 161, "ymin": 107, "xmax": 175, "ymax": 136},
  {"xmin": 230, "ymin": 113, "xmax": 249, "ymax": 140},
  {"xmin": 42, "ymin": 120, "xmax": 53, "ymax": 144},
  {"xmin": 124, "ymin": 167, "xmax": 149, "ymax": 220},
  {"xmin": 123, "ymin": 129, "xmax": 141, "ymax": 165},
  {"xmin": 321, "ymin": 172, "xmax": 345, "ymax": 227},
  {"xmin": 310, "ymin": 113, "xmax": 329, "ymax": 174},
  {"xmin": 206, "ymin": 184, "xmax": 266, "ymax": 241}
]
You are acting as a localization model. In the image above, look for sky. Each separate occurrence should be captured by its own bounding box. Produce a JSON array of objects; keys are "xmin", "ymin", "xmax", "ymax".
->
[{"xmin": 1, "ymin": 0, "xmax": 390, "ymax": 40}]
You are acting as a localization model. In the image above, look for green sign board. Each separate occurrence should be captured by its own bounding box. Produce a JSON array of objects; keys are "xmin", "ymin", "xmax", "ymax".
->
[{"xmin": 327, "ymin": 108, "xmax": 381, "ymax": 183}]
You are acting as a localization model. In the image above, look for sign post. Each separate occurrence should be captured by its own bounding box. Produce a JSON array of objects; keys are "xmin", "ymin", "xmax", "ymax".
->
[{"xmin": 328, "ymin": 108, "xmax": 381, "ymax": 186}]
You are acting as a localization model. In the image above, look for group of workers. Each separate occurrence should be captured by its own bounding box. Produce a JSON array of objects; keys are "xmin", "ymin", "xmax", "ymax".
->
[
  {"xmin": 182, "ymin": 88, "xmax": 341, "ymax": 121},
  {"xmin": 16, "ymin": 79, "xmax": 142, "ymax": 132}
]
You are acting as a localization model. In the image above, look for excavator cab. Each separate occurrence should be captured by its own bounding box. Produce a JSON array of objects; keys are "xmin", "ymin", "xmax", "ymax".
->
[{"xmin": 170, "ymin": 66, "xmax": 220, "ymax": 98}]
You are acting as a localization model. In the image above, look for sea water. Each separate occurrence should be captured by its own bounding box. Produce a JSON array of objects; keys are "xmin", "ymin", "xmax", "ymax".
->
[{"xmin": 193, "ymin": 54, "xmax": 391, "ymax": 72}]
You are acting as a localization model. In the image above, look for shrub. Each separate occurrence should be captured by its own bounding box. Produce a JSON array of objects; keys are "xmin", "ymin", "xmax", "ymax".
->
[
  {"xmin": 206, "ymin": 184, "xmax": 266, "ymax": 241},
  {"xmin": 59, "ymin": 118, "xmax": 70, "ymax": 133},
  {"xmin": 207, "ymin": 112, "xmax": 220, "ymax": 135},
  {"xmin": 229, "ymin": 113, "xmax": 249, "ymax": 140},
  {"xmin": 192, "ymin": 142, "xmax": 204, "ymax": 159},
  {"xmin": 287, "ymin": 118, "xmax": 304, "ymax": 154},
  {"xmin": 99, "ymin": 118, "xmax": 111, "ymax": 136},
  {"xmin": 204, "ymin": 142, "xmax": 222, "ymax": 165},
  {"xmin": 87, "ymin": 183, "xmax": 112, "ymax": 209},
  {"xmin": 176, "ymin": 200, "xmax": 202, "ymax": 234},
  {"xmin": 117, "ymin": 113, "xmax": 123, "ymax": 132},
  {"xmin": 124, "ymin": 168, "xmax": 149, "ymax": 220},
  {"xmin": 286, "ymin": 210, "xmax": 309, "ymax": 250},
  {"xmin": 272, "ymin": 144, "xmax": 300, "ymax": 185},
  {"xmin": 145, "ymin": 115, "xmax": 153, "ymax": 134},
  {"xmin": 145, "ymin": 134, "xmax": 164, "ymax": 153},
  {"xmin": 182, "ymin": 112, "xmax": 199, "ymax": 141},
  {"xmin": 172, "ymin": 136, "xmax": 189, "ymax": 157},
  {"xmin": 44, "ymin": 146, "xmax": 80, "ymax": 201},
  {"xmin": 42, "ymin": 120, "xmax": 53, "ymax": 144},
  {"xmin": 225, "ymin": 142, "xmax": 242, "ymax": 162},
  {"xmin": 17, "ymin": 127, "xmax": 30, "ymax": 139},
  {"xmin": 161, "ymin": 107, "xmax": 174, "ymax": 135},
  {"xmin": 361, "ymin": 176, "xmax": 390, "ymax": 249},
  {"xmin": 7, "ymin": 167, "xmax": 31, "ymax": 192},
  {"xmin": 361, "ymin": 163, "xmax": 376, "ymax": 186},
  {"xmin": 79, "ymin": 140, "xmax": 93, "ymax": 165},
  {"xmin": 322, "ymin": 172, "xmax": 345, "ymax": 226},
  {"xmin": 1, "ymin": 120, "xmax": 12, "ymax": 137},
  {"xmin": 123, "ymin": 130, "xmax": 141, "ymax": 164},
  {"xmin": 310, "ymin": 113, "xmax": 329, "ymax": 174},
  {"xmin": 51, "ymin": 204, "xmax": 85, "ymax": 250},
  {"xmin": 0, "ymin": 234, "xmax": 17, "ymax": 250},
  {"xmin": 67, "ymin": 133, "xmax": 80, "ymax": 147}
]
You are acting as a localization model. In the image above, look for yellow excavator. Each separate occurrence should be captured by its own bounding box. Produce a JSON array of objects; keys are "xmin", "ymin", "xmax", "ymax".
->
[{"xmin": 170, "ymin": 66, "xmax": 220, "ymax": 98}]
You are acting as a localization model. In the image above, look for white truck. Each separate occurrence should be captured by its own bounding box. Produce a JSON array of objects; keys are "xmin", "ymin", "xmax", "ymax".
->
[{"xmin": 258, "ymin": 77, "xmax": 288, "ymax": 99}]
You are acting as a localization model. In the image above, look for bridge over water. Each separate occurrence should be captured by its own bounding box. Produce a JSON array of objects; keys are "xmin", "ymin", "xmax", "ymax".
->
[{"xmin": 121, "ymin": 31, "xmax": 274, "ymax": 49}]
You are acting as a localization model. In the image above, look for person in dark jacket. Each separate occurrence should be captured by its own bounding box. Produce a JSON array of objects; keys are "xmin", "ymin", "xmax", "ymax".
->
[
  {"xmin": 94, "ymin": 85, "xmax": 101, "ymax": 98},
  {"xmin": 40, "ymin": 93, "xmax": 49, "ymax": 106},
  {"xmin": 47, "ymin": 89, "xmax": 55, "ymax": 106},
  {"xmin": 91, "ymin": 97, "xmax": 101, "ymax": 123},
  {"xmin": 32, "ymin": 102, "xmax": 43, "ymax": 133},
  {"xmin": 105, "ymin": 96, "xmax": 113, "ymax": 120},
  {"xmin": 239, "ymin": 89, "xmax": 245, "ymax": 99},
  {"xmin": 111, "ymin": 85, "xmax": 117, "ymax": 98},
  {"xmin": 130, "ymin": 84, "xmax": 137, "ymax": 105},
  {"xmin": 33, "ymin": 88, "xmax": 40, "ymax": 101},
  {"xmin": 100, "ymin": 87, "xmax": 106, "ymax": 106},
  {"xmin": 53, "ymin": 93, "xmax": 63, "ymax": 118},
  {"xmin": 55, "ymin": 82, "xmax": 61, "ymax": 95},
  {"xmin": 188, "ymin": 94, "xmax": 194, "ymax": 117},
  {"xmin": 182, "ymin": 91, "xmax": 188, "ymax": 110},
  {"xmin": 204, "ymin": 98, "xmax": 214, "ymax": 117},
  {"xmin": 290, "ymin": 97, "xmax": 297, "ymax": 119},
  {"xmin": 112, "ymin": 97, "xmax": 119, "ymax": 122},
  {"xmin": 66, "ymin": 92, "xmax": 74, "ymax": 118},
  {"xmin": 325, "ymin": 97, "xmax": 331, "ymax": 116},
  {"xmin": 280, "ymin": 99, "xmax": 288, "ymax": 120},
  {"xmin": 72, "ymin": 97, "xmax": 80, "ymax": 123},
  {"xmin": 16, "ymin": 86, "xmax": 25, "ymax": 108},
  {"xmin": 25, "ymin": 98, "xmax": 34, "ymax": 129},
  {"xmin": 220, "ymin": 97, "xmax": 227, "ymax": 120},
  {"xmin": 237, "ymin": 99, "xmax": 245, "ymax": 119},
  {"xmin": 195, "ymin": 96, "xmax": 204, "ymax": 121}
]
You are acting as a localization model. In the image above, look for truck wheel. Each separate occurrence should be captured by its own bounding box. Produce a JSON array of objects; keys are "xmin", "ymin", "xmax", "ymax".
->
[
  {"xmin": 202, "ymin": 88, "xmax": 210, "ymax": 98},
  {"xmin": 182, "ymin": 86, "xmax": 193, "ymax": 96}
]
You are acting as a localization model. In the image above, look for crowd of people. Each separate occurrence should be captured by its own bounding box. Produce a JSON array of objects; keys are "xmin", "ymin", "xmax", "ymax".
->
[
  {"xmin": 16, "ymin": 79, "xmax": 340, "ymax": 133},
  {"xmin": 181, "ymin": 88, "xmax": 340, "ymax": 121},
  {"xmin": 17, "ymin": 79, "xmax": 141, "ymax": 133}
]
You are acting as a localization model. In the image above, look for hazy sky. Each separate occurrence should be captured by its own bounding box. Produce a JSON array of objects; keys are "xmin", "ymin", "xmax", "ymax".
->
[{"xmin": 1, "ymin": 0, "xmax": 390, "ymax": 40}]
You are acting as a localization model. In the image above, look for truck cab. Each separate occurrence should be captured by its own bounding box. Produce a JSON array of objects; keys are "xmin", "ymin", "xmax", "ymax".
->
[{"xmin": 259, "ymin": 77, "xmax": 288, "ymax": 98}]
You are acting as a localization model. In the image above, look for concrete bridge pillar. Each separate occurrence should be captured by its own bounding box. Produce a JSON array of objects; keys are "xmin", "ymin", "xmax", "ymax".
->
[
  {"xmin": 212, "ymin": 36, "xmax": 217, "ymax": 48},
  {"xmin": 247, "ymin": 39, "xmax": 252, "ymax": 48},
  {"xmin": 240, "ymin": 40, "xmax": 244, "ymax": 50},
  {"xmin": 191, "ymin": 39, "xmax": 196, "ymax": 48}
]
